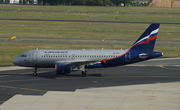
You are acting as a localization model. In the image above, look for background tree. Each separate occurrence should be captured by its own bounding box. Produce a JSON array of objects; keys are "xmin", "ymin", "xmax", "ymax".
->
[
  {"xmin": 94, "ymin": 0, "xmax": 103, "ymax": 5},
  {"xmin": 36, "ymin": 0, "xmax": 133, "ymax": 6},
  {"xmin": 111, "ymin": 0, "xmax": 133, "ymax": 6},
  {"xmin": 77, "ymin": 0, "xmax": 87, "ymax": 5},
  {"xmin": 120, "ymin": 0, "xmax": 133, "ymax": 5},
  {"xmin": 102, "ymin": 0, "xmax": 111, "ymax": 5}
]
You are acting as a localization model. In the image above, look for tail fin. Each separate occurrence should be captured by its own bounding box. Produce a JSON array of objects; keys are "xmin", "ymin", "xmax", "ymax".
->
[{"xmin": 130, "ymin": 23, "xmax": 160, "ymax": 52}]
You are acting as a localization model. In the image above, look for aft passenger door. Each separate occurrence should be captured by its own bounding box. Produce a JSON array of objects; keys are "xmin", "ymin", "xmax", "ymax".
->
[{"xmin": 125, "ymin": 51, "xmax": 131, "ymax": 62}]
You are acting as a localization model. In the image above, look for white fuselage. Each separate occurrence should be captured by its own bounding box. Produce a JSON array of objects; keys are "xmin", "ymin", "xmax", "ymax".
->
[{"xmin": 13, "ymin": 49, "xmax": 127, "ymax": 67}]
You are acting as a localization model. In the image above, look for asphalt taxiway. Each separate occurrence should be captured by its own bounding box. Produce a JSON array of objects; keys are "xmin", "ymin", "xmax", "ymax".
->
[{"xmin": 0, "ymin": 58, "xmax": 180, "ymax": 110}]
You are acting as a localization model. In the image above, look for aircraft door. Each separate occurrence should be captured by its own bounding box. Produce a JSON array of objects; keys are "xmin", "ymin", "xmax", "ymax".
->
[
  {"xmin": 72, "ymin": 54, "xmax": 75, "ymax": 60},
  {"xmin": 125, "ymin": 51, "xmax": 131, "ymax": 62},
  {"xmin": 32, "ymin": 51, "xmax": 38, "ymax": 62}
]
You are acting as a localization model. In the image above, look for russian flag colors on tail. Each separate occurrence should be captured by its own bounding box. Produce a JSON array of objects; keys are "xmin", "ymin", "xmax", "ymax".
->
[{"xmin": 130, "ymin": 23, "xmax": 160, "ymax": 52}]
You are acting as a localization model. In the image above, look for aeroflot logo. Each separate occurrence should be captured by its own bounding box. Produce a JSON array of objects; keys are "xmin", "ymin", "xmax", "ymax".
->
[
  {"xmin": 133, "ymin": 28, "xmax": 159, "ymax": 46},
  {"xmin": 44, "ymin": 51, "xmax": 68, "ymax": 53}
]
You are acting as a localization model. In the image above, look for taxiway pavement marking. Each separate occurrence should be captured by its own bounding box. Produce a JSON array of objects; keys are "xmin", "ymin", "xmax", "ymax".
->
[
  {"xmin": 0, "ymin": 78, "xmax": 49, "ymax": 83},
  {"xmin": 0, "ymin": 85, "xmax": 18, "ymax": 89},
  {"xmin": 20, "ymin": 88, "xmax": 47, "ymax": 92},
  {"xmin": 18, "ymin": 71, "xmax": 52, "ymax": 75},
  {"xmin": 0, "ymin": 75, "xmax": 9, "ymax": 78},
  {"xmin": 160, "ymin": 63, "xmax": 180, "ymax": 71}
]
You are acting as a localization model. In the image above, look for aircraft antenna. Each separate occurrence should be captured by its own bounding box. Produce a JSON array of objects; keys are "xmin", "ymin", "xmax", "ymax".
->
[{"xmin": 36, "ymin": 48, "xmax": 38, "ymax": 50}]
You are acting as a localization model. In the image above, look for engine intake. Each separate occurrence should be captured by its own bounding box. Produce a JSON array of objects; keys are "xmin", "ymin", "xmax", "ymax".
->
[{"xmin": 55, "ymin": 64, "xmax": 71, "ymax": 74}]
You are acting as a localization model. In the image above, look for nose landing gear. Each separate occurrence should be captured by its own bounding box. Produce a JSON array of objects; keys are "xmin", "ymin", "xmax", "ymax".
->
[{"xmin": 33, "ymin": 67, "xmax": 37, "ymax": 76}]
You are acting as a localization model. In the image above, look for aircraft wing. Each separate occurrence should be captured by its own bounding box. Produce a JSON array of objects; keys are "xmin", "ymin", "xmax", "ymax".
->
[{"xmin": 54, "ymin": 60, "xmax": 101, "ymax": 66}]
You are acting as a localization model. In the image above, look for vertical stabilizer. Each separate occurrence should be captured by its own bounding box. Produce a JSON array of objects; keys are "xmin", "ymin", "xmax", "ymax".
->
[{"xmin": 130, "ymin": 23, "xmax": 160, "ymax": 52}]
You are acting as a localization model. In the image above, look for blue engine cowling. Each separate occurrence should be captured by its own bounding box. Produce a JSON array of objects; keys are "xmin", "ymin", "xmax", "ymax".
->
[{"xmin": 55, "ymin": 64, "xmax": 71, "ymax": 74}]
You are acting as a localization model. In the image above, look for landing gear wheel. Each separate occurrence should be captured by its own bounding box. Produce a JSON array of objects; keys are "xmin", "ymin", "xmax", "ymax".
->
[
  {"xmin": 33, "ymin": 72, "xmax": 37, "ymax": 76},
  {"xmin": 33, "ymin": 67, "xmax": 37, "ymax": 76},
  {"xmin": 82, "ymin": 71, "xmax": 87, "ymax": 77}
]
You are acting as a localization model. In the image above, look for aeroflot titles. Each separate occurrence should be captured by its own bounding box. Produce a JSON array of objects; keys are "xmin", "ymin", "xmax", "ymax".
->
[
  {"xmin": 44, "ymin": 51, "xmax": 68, "ymax": 53},
  {"xmin": 44, "ymin": 51, "xmax": 120, "ymax": 54}
]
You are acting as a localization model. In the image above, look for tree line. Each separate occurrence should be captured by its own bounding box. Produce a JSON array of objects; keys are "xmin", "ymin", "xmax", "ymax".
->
[{"xmin": 36, "ymin": 0, "xmax": 134, "ymax": 6}]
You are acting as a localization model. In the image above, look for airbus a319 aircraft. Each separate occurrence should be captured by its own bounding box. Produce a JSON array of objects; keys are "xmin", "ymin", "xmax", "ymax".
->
[{"xmin": 13, "ymin": 23, "xmax": 163, "ymax": 77}]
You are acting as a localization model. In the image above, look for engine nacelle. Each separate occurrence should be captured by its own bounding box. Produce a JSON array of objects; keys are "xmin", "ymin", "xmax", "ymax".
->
[{"xmin": 55, "ymin": 64, "xmax": 71, "ymax": 74}]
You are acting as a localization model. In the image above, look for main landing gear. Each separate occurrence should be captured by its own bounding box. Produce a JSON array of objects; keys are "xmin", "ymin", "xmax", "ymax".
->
[
  {"xmin": 32, "ymin": 67, "xmax": 87, "ymax": 77},
  {"xmin": 82, "ymin": 70, "xmax": 87, "ymax": 77},
  {"xmin": 33, "ymin": 67, "xmax": 37, "ymax": 76}
]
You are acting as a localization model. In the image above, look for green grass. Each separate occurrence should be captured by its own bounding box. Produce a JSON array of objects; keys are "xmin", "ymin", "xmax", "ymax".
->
[
  {"xmin": 1, "ymin": 7, "xmax": 180, "ymax": 23},
  {"xmin": 0, "ymin": 4, "xmax": 180, "ymax": 41},
  {"xmin": 0, "ymin": 21, "xmax": 180, "ymax": 41},
  {"xmin": 1, "ymin": 4, "xmax": 180, "ymax": 13},
  {"xmin": 1, "ymin": 4, "xmax": 180, "ymax": 23},
  {"xmin": 0, "ymin": 4, "xmax": 180, "ymax": 65}
]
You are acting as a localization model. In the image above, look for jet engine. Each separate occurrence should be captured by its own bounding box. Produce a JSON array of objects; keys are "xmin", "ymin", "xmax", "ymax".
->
[{"xmin": 55, "ymin": 64, "xmax": 71, "ymax": 74}]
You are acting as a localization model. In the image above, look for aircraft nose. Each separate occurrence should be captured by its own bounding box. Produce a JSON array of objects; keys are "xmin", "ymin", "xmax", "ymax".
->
[{"xmin": 13, "ymin": 58, "xmax": 19, "ymax": 65}]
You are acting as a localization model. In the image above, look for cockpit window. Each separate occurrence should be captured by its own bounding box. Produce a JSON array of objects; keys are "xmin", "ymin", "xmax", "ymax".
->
[{"xmin": 20, "ymin": 54, "xmax": 27, "ymax": 57}]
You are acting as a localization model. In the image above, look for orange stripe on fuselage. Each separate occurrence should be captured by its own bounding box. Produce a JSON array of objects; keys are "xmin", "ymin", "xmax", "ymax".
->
[
  {"xmin": 100, "ymin": 35, "xmax": 157, "ymax": 63},
  {"xmin": 100, "ymin": 53, "xmax": 126, "ymax": 63},
  {"xmin": 55, "ymin": 64, "xmax": 58, "ymax": 74}
]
